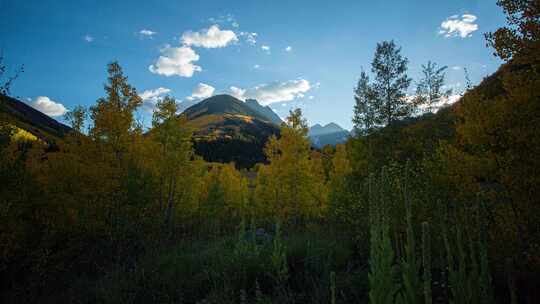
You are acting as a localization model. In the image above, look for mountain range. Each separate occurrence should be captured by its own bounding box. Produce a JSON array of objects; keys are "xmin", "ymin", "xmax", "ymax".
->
[
  {"xmin": 1, "ymin": 93, "xmax": 350, "ymax": 167},
  {"xmin": 308, "ymin": 122, "xmax": 350, "ymax": 148}
]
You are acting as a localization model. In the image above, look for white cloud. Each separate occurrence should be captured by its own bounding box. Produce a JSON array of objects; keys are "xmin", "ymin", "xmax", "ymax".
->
[
  {"xmin": 240, "ymin": 32, "xmax": 257, "ymax": 45},
  {"xmin": 139, "ymin": 87, "xmax": 171, "ymax": 101},
  {"xmin": 139, "ymin": 87, "xmax": 172, "ymax": 112},
  {"xmin": 139, "ymin": 29, "xmax": 157, "ymax": 37},
  {"xmin": 181, "ymin": 25, "xmax": 238, "ymax": 48},
  {"xmin": 231, "ymin": 21, "xmax": 239, "ymax": 28},
  {"xmin": 230, "ymin": 86, "xmax": 246, "ymax": 99},
  {"xmin": 408, "ymin": 93, "xmax": 462, "ymax": 113},
  {"xmin": 253, "ymin": 64, "xmax": 261, "ymax": 69},
  {"xmin": 439, "ymin": 14, "xmax": 478, "ymax": 38},
  {"xmin": 285, "ymin": 46, "xmax": 292, "ymax": 52},
  {"xmin": 186, "ymin": 83, "xmax": 215, "ymax": 101},
  {"xmin": 261, "ymin": 45, "xmax": 271, "ymax": 54},
  {"xmin": 149, "ymin": 45, "xmax": 201, "ymax": 77},
  {"xmin": 451, "ymin": 66, "xmax": 462, "ymax": 70},
  {"xmin": 29, "ymin": 96, "xmax": 67, "ymax": 117},
  {"xmin": 308, "ymin": 95, "xmax": 314, "ymax": 100},
  {"xmin": 83, "ymin": 35, "xmax": 94, "ymax": 42},
  {"xmin": 229, "ymin": 79, "xmax": 312, "ymax": 106}
]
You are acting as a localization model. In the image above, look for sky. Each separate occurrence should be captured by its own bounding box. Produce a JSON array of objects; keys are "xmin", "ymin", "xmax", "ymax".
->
[{"xmin": 1, "ymin": 0, "xmax": 507, "ymax": 130}]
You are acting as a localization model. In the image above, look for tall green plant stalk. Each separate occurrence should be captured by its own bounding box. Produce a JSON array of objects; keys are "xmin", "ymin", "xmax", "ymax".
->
[
  {"xmin": 442, "ymin": 203, "xmax": 493, "ymax": 304},
  {"xmin": 396, "ymin": 167, "xmax": 422, "ymax": 304},
  {"xmin": 368, "ymin": 170, "xmax": 399, "ymax": 304},
  {"xmin": 422, "ymin": 222, "xmax": 432, "ymax": 304},
  {"xmin": 270, "ymin": 221, "xmax": 288, "ymax": 298},
  {"xmin": 330, "ymin": 271, "xmax": 336, "ymax": 304},
  {"xmin": 477, "ymin": 202, "xmax": 493, "ymax": 304}
]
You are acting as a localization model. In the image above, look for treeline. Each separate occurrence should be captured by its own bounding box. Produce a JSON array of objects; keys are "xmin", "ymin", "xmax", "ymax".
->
[{"xmin": 1, "ymin": 0, "xmax": 539, "ymax": 303}]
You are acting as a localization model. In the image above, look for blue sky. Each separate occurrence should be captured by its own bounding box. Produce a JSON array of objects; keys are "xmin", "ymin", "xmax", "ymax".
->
[{"xmin": 1, "ymin": 0, "xmax": 506, "ymax": 130}]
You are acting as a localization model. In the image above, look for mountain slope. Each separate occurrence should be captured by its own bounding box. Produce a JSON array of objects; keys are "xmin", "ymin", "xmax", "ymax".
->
[
  {"xmin": 0, "ymin": 94, "xmax": 71, "ymax": 142},
  {"xmin": 244, "ymin": 99, "xmax": 283, "ymax": 125},
  {"xmin": 182, "ymin": 94, "xmax": 279, "ymax": 168},
  {"xmin": 183, "ymin": 95, "xmax": 273, "ymax": 123}
]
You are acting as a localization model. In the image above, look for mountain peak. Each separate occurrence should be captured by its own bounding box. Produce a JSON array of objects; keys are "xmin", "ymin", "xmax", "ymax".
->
[
  {"xmin": 308, "ymin": 122, "xmax": 350, "ymax": 147},
  {"xmin": 243, "ymin": 98, "xmax": 283, "ymax": 125},
  {"xmin": 309, "ymin": 122, "xmax": 347, "ymax": 136},
  {"xmin": 324, "ymin": 122, "xmax": 344, "ymax": 130}
]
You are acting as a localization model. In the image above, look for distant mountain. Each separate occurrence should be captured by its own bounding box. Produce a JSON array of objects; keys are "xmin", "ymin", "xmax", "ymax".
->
[
  {"xmin": 182, "ymin": 94, "xmax": 279, "ymax": 168},
  {"xmin": 309, "ymin": 122, "xmax": 346, "ymax": 137},
  {"xmin": 0, "ymin": 94, "xmax": 71, "ymax": 142},
  {"xmin": 308, "ymin": 122, "xmax": 350, "ymax": 148},
  {"xmin": 244, "ymin": 99, "xmax": 283, "ymax": 125},
  {"xmin": 183, "ymin": 94, "xmax": 274, "ymax": 123}
]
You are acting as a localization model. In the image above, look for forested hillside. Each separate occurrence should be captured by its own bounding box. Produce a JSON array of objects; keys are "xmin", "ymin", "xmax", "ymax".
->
[{"xmin": 1, "ymin": 1, "xmax": 539, "ymax": 303}]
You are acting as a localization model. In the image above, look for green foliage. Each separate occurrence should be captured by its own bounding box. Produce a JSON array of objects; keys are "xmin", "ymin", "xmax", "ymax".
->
[
  {"xmin": 368, "ymin": 170, "xmax": 400, "ymax": 304},
  {"xmin": 413, "ymin": 61, "xmax": 450, "ymax": 113},
  {"xmin": 353, "ymin": 70, "xmax": 377, "ymax": 136},
  {"xmin": 3, "ymin": 13, "xmax": 538, "ymax": 300},
  {"xmin": 421, "ymin": 222, "xmax": 432, "ymax": 304},
  {"xmin": 485, "ymin": 0, "xmax": 540, "ymax": 62},
  {"xmin": 89, "ymin": 61, "xmax": 142, "ymax": 164},
  {"xmin": 396, "ymin": 168, "xmax": 422, "ymax": 304}
]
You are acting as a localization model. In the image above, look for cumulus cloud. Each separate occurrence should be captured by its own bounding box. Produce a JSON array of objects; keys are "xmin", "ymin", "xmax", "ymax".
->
[
  {"xmin": 181, "ymin": 25, "xmax": 238, "ymax": 48},
  {"xmin": 149, "ymin": 45, "xmax": 201, "ymax": 77},
  {"xmin": 285, "ymin": 46, "xmax": 292, "ymax": 52},
  {"xmin": 439, "ymin": 14, "xmax": 478, "ymax": 38},
  {"xmin": 229, "ymin": 79, "xmax": 312, "ymax": 106},
  {"xmin": 29, "ymin": 96, "xmax": 68, "ymax": 117},
  {"xmin": 139, "ymin": 29, "xmax": 157, "ymax": 37},
  {"xmin": 83, "ymin": 34, "xmax": 94, "ymax": 42},
  {"xmin": 186, "ymin": 83, "xmax": 215, "ymax": 101},
  {"xmin": 139, "ymin": 87, "xmax": 172, "ymax": 112}
]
